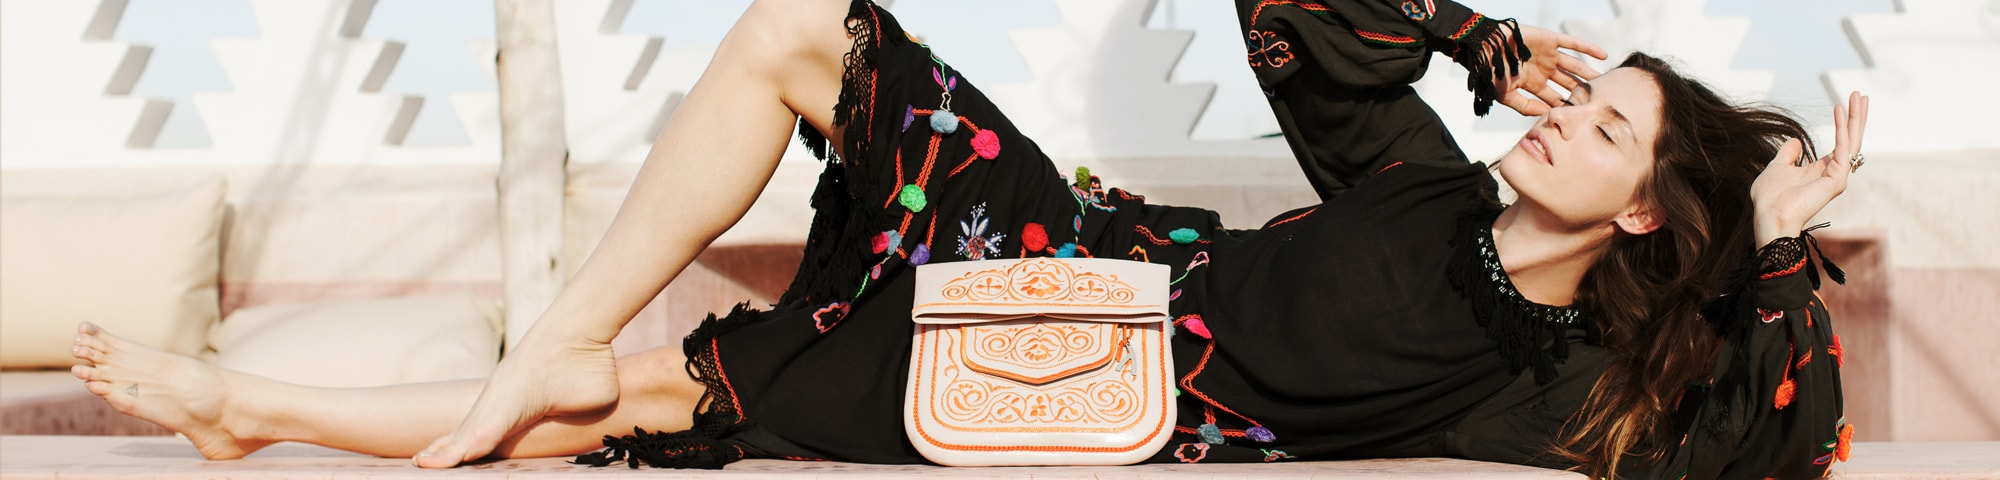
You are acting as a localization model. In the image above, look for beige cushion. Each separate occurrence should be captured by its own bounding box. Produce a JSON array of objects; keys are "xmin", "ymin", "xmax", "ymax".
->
[
  {"xmin": 210, "ymin": 295, "xmax": 501, "ymax": 388},
  {"xmin": 0, "ymin": 175, "xmax": 226, "ymax": 368}
]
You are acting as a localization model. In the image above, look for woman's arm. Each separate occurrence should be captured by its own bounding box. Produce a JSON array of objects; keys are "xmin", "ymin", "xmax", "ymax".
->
[
  {"xmin": 1233, "ymin": 0, "xmax": 1602, "ymax": 200},
  {"xmin": 1635, "ymin": 92, "xmax": 1871, "ymax": 479},
  {"xmin": 1635, "ymin": 237, "xmax": 1849, "ymax": 479}
]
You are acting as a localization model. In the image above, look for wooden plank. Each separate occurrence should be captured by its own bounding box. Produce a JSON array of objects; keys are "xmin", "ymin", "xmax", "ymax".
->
[{"xmin": 491, "ymin": 0, "xmax": 569, "ymax": 350}]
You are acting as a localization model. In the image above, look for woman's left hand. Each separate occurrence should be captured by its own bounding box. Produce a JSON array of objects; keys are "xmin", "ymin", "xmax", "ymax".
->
[
  {"xmin": 1498, "ymin": 25, "xmax": 1609, "ymax": 116},
  {"xmin": 1751, "ymin": 91, "xmax": 1871, "ymax": 245}
]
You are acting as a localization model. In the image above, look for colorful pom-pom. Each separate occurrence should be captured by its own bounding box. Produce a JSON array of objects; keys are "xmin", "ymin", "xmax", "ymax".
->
[
  {"xmin": 1187, "ymin": 251, "xmax": 1211, "ymax": 269},
  {"xmin": 902, "ymin": 105, "xmax": 916, "ymax": 132},
  {"xmin": 871, "ymin": 231, "xmax": 892, "ymax": 254},
  {"xmin": 909, "ymin": 244, "xmax": 931, "ymax": 266},
  {"xmin": 1056, "ymin": 243, "xmax": 1079, "ymax": 258},
  {"xmin": 1022, "ymin": 223, "xmax": 1049, "ymax": 253},
  {"xmin": 972, "ymin": 129, "xmax": 1001, "ymax": 159},
  {"xmin": 1774, "ymin": 379, "xmax": 1796, "ymax": 409},
  {"xmin": 1073, "ymin": 167, "xmax": 1092, "ymax": 189},
  {"xmin": 1831, "ymin": 334, "xmax": 1845, "ymax": 368},
  {"xmin": 1246, "ymin": 426, "xmax": 1276, "ymax": 443},
  {"xmin": 930, "ymin": 110, "xmax": 959, "ymax": 134},
  {"xmin": 1183, "ymin": 316, "xmax": 1212, "ymax": 339},
  {"xmin": 898, "ymin": 184, "xmax": 928, "ymax": 212},
  {"xmin": 1172, "ymin": 386, "xmax": 1181, "ymax": 396},
  {"xmin": 1196, "ymin": 423, "xmax": 1224, "ymax": 444},
  {"xmin": 1169, "ymin": 227, "xmax": 1199, "ymax": 245},
  {"xmin": 1836, "ymin": 423, "xmax": 1854, "ymax": 461}
]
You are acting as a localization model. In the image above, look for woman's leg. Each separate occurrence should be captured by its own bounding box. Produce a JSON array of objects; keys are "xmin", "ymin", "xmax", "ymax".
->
[
  {"xmin": 70, "ymin": 321, "xmax": 700, "ymax": 460},
  {"xmin": 411, "ymin": 0, "xmax": 862, "ymax": 467},
  {"xmin": 68, "ymin": 0, "xmax": 866, "ymax": 464}
]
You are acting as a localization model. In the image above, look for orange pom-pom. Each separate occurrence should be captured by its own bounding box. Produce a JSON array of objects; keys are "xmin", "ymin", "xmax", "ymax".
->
[
  {"xmin": 1774, "ymin": 379, "xmax": 1796, "ymax": 410},
  {"xmin": 1836, "ymin": 423, "xmax": 1855, "ymax": 462},
  {"xmin": 1830, "ymin": 334, "xmax": 1845, "ymax": 368}
]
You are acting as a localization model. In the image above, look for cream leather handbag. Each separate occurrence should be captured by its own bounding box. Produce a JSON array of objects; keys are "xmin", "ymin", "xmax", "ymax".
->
[{"xmin": 905, "ymin": 257, "xmax": 1175, "ymax": 466}]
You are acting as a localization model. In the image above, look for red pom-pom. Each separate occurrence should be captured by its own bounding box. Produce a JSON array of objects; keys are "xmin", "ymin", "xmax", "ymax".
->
[
  {"xmin": 1022, "ymin": 222, "xmax": 1049, "ymax": 253},
  {"xmin": 1184, "ymin": 316, "xmax": 1212, "ymax": 339},
  {"xmin": 972, "ymin": 129, "xmax": 1002, "ymax": 159},
  {"xmin": 1774, "ymin": 379, "xmax": 1796, "ymax": 410},
  {"xmin": 871, "ymin": 231, "xmax": 891, "ymax": 254}
]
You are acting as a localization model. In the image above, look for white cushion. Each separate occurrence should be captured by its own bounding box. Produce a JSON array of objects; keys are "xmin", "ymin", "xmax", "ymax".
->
[
  {"xmin": 210, "ymin": 295, "xmax": 501, "ymax": 388},
  {"xmin": 0, "ymin": 175, "xmax": 226, "ymax": 368}
]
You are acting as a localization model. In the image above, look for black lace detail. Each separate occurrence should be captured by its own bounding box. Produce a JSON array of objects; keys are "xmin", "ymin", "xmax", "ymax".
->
[
  {"xmin": 1447, "ymin": 207, "xmax": 1591, "ymax": 385},
  {"xmin": 574, "ymin": 304, "xmax": 764, "ymax": 469},
  {"xmin": 1786, "ymin": 223, "xmax": 1846, "ymax": 290},
  {"xmin": 779, "ymin": 0, "xmax": 896, "ymax": 310}
]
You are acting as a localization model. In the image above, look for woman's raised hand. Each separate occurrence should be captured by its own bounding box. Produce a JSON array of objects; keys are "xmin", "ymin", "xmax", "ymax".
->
[
  {"xmin": 1498, "ymin": 25, "xmax": 1609, "ymax": 116},
  {"xmin": 1752, "ymin": 91, "xmax": 1872, "ymax": 245}
]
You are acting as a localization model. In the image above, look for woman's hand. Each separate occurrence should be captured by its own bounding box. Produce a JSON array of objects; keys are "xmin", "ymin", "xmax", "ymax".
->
[
  {"xmin": 1498, "ymin": 24, "xmax": 1609, "ymax": 116},
  {"xmin": 1752, "ymin": 91, "xmax": 1871, "ymax": 246}
]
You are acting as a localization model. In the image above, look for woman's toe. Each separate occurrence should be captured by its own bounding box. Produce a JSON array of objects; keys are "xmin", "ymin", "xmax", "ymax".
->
[{"xmin": 84, "ymin": 380, "xmax": 114, "ymax": 397}]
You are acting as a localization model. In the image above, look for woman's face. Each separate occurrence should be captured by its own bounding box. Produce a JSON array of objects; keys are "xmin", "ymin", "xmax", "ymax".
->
[{"xmin": 1497, "ymin": 67, "xmax": 1665, "ymax": 234}]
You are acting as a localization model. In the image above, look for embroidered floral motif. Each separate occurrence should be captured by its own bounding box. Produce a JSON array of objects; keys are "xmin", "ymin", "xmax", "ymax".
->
[
  {"xmin": 1173, "ymin": 443, "xmax": 1210, "ymax": 463},
  {"xmin": 955, "ymin": 203, "xmax": 1006, "ymax": 261},
  {"xmin": 812, "ymin": 302, "xmax": 852, "ymax": 333},
  {"xmin": 1758, "ymin": 308, "xmax": 1785, "ymax": 324},
  {"xmin": 1246, "ymin": 30, "xmax": 1294, "ymax": 68},
  {"xmin": 1261, "ymin": 448, "xmax": 1294, "ymax": 462},
  {"xmin": 1068, "ymin": 171, "xmax": 1118, "ymax": 213},
  {"xmin": 1400, "ymin": 0, "xmax": 1431, "ymax": 20}
]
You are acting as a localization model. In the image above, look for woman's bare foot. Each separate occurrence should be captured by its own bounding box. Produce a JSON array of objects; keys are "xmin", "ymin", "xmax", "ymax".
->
[
  {"xmin": 411, "ymin": 329, "xmax": 619, "ymax": 468},
  {"xmin": 69, "ymin": 322, "xmax": 275, "ymax": 459}
]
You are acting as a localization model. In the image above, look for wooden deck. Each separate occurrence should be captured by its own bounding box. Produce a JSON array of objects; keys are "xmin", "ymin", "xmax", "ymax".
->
[{"xmin": 3, "ymin": 435, "xmax": 1997, "ymax": 479}]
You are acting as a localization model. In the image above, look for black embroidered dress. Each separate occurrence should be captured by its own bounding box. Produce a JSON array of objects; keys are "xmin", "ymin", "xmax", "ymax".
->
[{"xmin": 579, "ymin": 1, "xmax": 1849, "ymax": 478}]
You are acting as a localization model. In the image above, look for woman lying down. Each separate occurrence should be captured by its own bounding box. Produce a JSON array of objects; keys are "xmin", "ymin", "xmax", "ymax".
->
[{"xmin": 68, "ymin": 0, "xmax": 1870, "ymax": 478}]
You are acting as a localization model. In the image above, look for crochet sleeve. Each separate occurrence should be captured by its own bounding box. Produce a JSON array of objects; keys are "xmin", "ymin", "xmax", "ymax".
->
[
  {"xmin": 1636, "ymin": 236, "xmax": 1851, "ymax": 479},
  {"xmin": 1234, "ymin": 0, "xmax": 1528, "ymax": 201}
]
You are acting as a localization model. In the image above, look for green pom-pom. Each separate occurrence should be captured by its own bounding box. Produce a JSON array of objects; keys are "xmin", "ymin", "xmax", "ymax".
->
[
  {"xmin": 1197, "ymin": 423, "xmax": 1224, "ymax": 444},
  {"xmin": 898, "ymin": 184, "xmax": 928, "ymax": 212},
  {"xmin": 1168, "ymin": 227, "xmax": 1199, "ymax": 245},
  {"xmin": 1073, "ymin": 166, "xmax": 1091, "ymax": 188}
]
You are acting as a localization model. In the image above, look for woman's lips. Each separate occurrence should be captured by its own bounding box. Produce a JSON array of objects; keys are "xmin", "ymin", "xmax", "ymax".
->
[{"xmin": 1521, "ymin": 130, "xmax": 1552, "ymax": 165}]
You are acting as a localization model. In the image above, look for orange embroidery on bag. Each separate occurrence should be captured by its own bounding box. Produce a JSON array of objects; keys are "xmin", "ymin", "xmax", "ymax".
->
[
  {"xmin": 961, "ymin": 323, "xmax": 1132, "ymax": 386},
  {"xmin": 934, "ymin": 258, "xmax": 1141, "ymax": 305},
  {"xmin": 909, "ymin": 321, "xmax": 1172, "ymax": 451}
]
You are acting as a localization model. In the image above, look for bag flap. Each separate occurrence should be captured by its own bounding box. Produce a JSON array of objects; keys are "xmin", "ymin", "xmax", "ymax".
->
[{"xmin": 912, "ymin": 258, "xmax": 1169, "ymax": 324}]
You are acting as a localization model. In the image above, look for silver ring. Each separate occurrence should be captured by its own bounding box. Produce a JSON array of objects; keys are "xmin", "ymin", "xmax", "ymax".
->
[{"xmin": 1850, "ymin": 153, "xmax": 1865, "ymax": 173}]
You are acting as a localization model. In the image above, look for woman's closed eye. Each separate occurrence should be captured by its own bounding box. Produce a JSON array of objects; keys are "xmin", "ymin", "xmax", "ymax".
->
[{"xmin": 1559, "ymin": 98, "xmax": 1618, "ymax": 144}]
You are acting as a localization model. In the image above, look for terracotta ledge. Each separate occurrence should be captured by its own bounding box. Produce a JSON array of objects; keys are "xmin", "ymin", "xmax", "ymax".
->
[{"xmin": 4, "ymin": 436, "xmax": 1997, "ymax": 479}]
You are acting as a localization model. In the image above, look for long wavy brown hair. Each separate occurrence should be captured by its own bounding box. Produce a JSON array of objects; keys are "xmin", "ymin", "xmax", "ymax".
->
[{"xmin": 1551, "ymin": 53, "xmax": 1814, "ymax": 476}]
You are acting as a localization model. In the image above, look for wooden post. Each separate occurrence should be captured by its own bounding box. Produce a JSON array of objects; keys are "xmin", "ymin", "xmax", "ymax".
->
[{"xmin": 492, "ymin": 0, "xmax": 568, "ymax": 352}]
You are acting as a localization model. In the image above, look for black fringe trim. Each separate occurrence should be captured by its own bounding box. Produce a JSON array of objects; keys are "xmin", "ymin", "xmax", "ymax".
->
[
  {"xmin": 778, "ymin": 0, "xmax": 897, "ymax": 310},
  {"xmin": 1447, "ymin": 207, "xmax": 1593, "ymax": 385},
  {"xmin": 1451, "ymin": 17, "xmax": 1530, "ymax": 117},
  {"xmin": 574, "ymin": 304, "xmax": 765, "ymax": 469}
]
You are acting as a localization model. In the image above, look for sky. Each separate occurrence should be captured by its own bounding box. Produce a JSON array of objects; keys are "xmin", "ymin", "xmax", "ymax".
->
[{"xmin": 112, "ymin": 0, "xmax": 1901, "ymax": 148}]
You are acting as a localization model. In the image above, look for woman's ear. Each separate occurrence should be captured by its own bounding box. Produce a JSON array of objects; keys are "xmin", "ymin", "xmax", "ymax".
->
[{"xmin": 1614, "ymin": 206, "xmax": 1662, "ymax": 235}]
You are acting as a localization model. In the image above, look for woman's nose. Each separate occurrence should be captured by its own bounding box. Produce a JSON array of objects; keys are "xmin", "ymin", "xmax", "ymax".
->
[{"xmin": 1545, "ymin": 105, "xmax": 1578, "ymax": 139}]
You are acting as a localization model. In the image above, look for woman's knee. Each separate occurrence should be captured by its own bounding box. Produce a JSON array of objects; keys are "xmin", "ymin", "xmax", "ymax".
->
[{"xmin": 731, "ymin": 0, "xmax": 856, "ymax": 73}]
